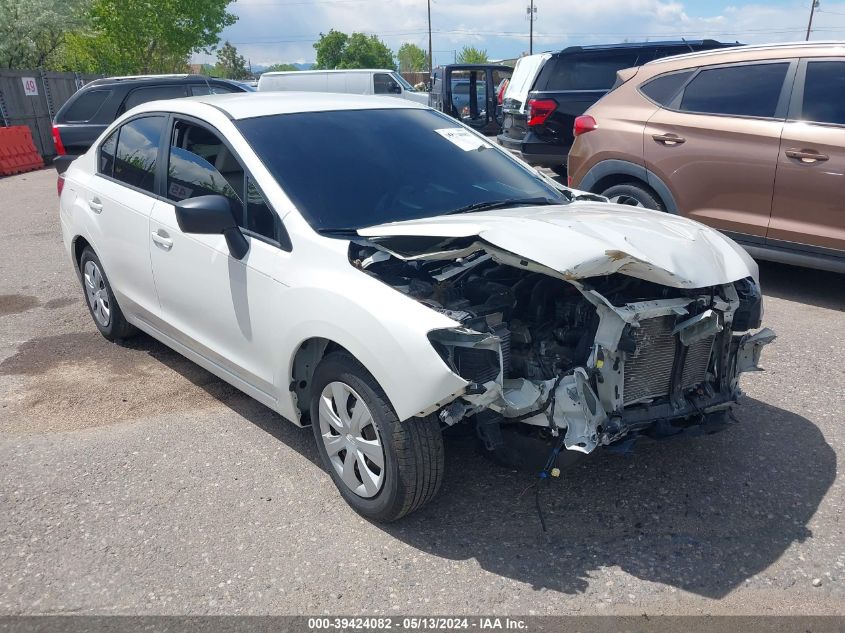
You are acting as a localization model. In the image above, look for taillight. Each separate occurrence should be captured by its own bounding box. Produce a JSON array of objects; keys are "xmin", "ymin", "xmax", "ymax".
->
[
  {"xmin": 527, "ymin": 98, "xmax": 556, "ymax": 126},
  {"xmin": 51, "ymin": 125, "xmax": 66, "ymax": 155},
  {"xmin": 573, "ymin": 115, "xmax": 597, "ymax": 137},
  {"xmin": 57, "ymin": 174, "xmax": 65, "ymax": 197}
]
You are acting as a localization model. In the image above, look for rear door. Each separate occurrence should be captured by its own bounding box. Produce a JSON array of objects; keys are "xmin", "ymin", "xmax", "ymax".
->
[
  {"xmin": 769, "ymin": 58, "xmax": 845, "ymax": 253},
  {"xmin": 643, "ymin": 60, "xmax": 795, "ymax": 238},
  {"xmin": 86, "ymin": 115, "xmax": 166, "ymax": 320}
]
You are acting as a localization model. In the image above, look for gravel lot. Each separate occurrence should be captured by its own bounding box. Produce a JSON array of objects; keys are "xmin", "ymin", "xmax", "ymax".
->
[{"xmin": 0, "ymin": 168, "xmax": 843, "ymax": 615}]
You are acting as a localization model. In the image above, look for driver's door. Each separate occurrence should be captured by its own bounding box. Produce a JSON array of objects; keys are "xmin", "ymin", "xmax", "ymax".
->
[{"xmin": 148, "ymin": 116, "xmax": 291, "ymax": 404}]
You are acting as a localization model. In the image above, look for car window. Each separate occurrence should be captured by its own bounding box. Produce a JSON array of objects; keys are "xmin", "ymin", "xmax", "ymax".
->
[
  {"xmin": 544, "ymin": 52, "xmax": 643, "ymax": 90},
  {"xmin": 63, "ymin": 89, "xmax": 112, "ymax": 122},
  {"xmin": 122, "ymin": 85, "xmax": 187, "ymax": 111},
  {"xmin": 639, "ymin": 70, "xmax": 694, "ymax": 106},
  {"xmin": 98, "ymin": 130, "xmax": 117, "ymax": 177},
  {"xmin": 236, "ymin": 108, "xmax": 565, "ymax": 233},
  {"xmin": 166, "ymin": 120, "xmax": 280, "ymax": 243},
  {"xmin": 190, "ymin": 84, "xmax": 236, "ymax": 96},
  {"xmin": 801, "ymin": 61, "xmax": 845, "ymax": 126},
  {"xmin": 679, "ymin": 63, "xmax": 789, "ymax": 118},
  {"xmin": 112, "ymin": 116, "xmax": 165, "ymax": 193},
  {"xmin": 374, "ymin": 73, "xmax": 399, "ymax": 94}
]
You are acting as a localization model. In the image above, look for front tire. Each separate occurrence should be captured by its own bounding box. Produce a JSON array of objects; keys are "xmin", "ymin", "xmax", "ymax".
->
[
  {"xmin": 79, "ymin": 246, "xmax": 137, "ymax": 341},
  {"xmin": 601, "ymin": 182, "xmax": 665, "ymax": 211},
  {"xmin": 310, "ymin": 352, "xmax": 444, "ymax": 522}
]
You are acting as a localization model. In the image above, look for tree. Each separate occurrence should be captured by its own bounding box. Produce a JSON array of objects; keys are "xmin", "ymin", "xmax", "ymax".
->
[
  {"xmin": 0, "ymin": 0, "xmax": 86, "ymax": 69},
  {"xmin": 397, "ymin": 43, "xmax": 425, "ymax": 72},
  {"xmin": 65, "ymin": 0, "xmax": 237, "ymax": 74},
  {"xmin": 313, "ymin": 30, "xmax": 394, "ymax": 70},
  {"xmin": 264, "ymin": 63, "xmax": 299, "ymax": 72},
  {"xmin": 456, "ymin": 46, "xmax": 488, "ymax": 64},
  {"xmin": 216, "ymin": 40, "xmax": 250, "ymax": 79}
]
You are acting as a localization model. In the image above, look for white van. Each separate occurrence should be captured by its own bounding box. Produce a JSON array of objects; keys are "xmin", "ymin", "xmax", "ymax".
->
[{"xmin": 257, "ymin": 69, "xmax": 429, "ymax": 104}]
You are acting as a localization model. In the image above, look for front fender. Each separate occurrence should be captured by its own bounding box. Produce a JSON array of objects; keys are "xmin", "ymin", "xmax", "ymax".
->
[{"xmin": 274, "ymin": 283, "xmax": 469, "ymax": 423}]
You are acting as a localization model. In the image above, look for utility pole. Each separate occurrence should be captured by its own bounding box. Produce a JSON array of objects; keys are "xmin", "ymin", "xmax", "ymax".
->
[
  {"xmin": 806, "ymin": 0, "xmax": 819, "ymax": 41},
  {"xmin": 527, "ymin": 0, "xmax": 537, "ymax": 55},
  {"xmin": 427, "ymin": 0, "xmax": 433, "ymax": 79}
]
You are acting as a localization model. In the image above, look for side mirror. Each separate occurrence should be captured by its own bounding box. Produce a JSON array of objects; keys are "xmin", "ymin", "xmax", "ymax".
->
[{"xmin": 174, "ymin": 194, "xmax": 249, "ymax": 260}]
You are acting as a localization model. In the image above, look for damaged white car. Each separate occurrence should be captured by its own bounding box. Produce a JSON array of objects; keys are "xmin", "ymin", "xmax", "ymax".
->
[{"xmin": 57, "ymin": 93, "xmax": 774, "ymax": 522}]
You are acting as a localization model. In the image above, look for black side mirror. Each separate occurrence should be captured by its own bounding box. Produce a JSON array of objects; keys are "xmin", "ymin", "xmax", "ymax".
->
[{"xmin": 174, "ymin": 195, "xmax": 249, "ymax": 260}]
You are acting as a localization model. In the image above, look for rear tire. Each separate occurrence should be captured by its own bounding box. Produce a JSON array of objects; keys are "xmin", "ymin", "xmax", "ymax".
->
[
  {"xmin": 601, "ymin": 182, "xmax": 665, "ymax": 211},
  {"xmin": 310, "ymin": 352, "xmax": 444, "ymax": 522},
  {"xmin": 78, "ymin": 247, "xmax": 138, "ymax": 342}
]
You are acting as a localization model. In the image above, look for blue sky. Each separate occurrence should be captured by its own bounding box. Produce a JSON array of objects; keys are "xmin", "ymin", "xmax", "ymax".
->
[{"xmin": 194, "ymin": 0, "xmax": 845, "ymax": 67}]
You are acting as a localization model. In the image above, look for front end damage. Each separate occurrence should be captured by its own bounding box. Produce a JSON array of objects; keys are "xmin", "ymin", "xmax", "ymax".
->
[{"xmin": 350, "ymin": 222, "xmax": 775, "ymax": 463}]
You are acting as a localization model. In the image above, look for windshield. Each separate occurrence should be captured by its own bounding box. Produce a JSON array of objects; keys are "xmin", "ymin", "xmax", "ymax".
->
[
  {"xmin": 236, "ymin": 108, "xmax": 565, "ymax": 233},
  {"xmin": 392, "ymin": 72, "xmax": 417, "ymax": 92}
]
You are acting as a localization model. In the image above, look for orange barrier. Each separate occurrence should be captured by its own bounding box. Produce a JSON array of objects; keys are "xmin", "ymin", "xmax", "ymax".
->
[{"xmin": 0, "ymin": 126, "xmax": 45, "ymax": 176}]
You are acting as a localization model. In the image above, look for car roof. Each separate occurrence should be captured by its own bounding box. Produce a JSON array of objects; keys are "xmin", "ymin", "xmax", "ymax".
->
[
  {"xmin": 261, "ymin": 69, "xmax": 395, "ymax": 76},
  {"xmin": 132, "ymin": 91, "xmax": 425, "ymax": 120},
  {"xmin": 547, "ymin": 39, "xmax": 734, "ymax": 56},
  {"xmin": 86, "ymin": 74, "xmax": 241, "ymax": 88},
  {"xmin": 642, "ymin": 40, "xmax": 845, "ymax": 69}
]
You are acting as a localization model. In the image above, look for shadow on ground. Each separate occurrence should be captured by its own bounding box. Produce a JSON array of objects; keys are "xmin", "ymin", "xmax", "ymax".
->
[
  {"xmin": 758, "ymin": 260, "xmax": 844, "ymax": 311},
  {"xmin": 127, "ymin": 330, "xmax": 833, "ymax": 599}
]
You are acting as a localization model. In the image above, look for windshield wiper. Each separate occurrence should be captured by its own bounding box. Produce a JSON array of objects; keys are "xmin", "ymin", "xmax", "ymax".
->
[{"xmin": 444, "ymin": 197, "xmax": 559, "ymax": 216}]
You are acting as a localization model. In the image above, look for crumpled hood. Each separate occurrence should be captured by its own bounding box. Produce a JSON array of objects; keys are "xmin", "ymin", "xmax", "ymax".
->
[{"xmin": 357, "ymin": 202, "xmax": 759, "ymax": 288}]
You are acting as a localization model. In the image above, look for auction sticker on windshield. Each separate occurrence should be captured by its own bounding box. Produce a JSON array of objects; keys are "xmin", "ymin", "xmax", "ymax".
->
[{"xmin": 435, "ymin": 128, "xmax": 493, "ymax": 152}]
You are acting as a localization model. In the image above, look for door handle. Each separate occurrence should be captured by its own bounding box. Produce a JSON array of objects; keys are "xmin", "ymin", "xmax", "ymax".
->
[
  {"xmin": 785, "ymin": 148, "xmax": 829, "ymax": 163},
  {"xmin": 88, "ymin": 198, "xmax": 103, "ymax": 213},
  {"xmin": 652, "ymin": 133, "xmax": 686, "ymax": 145},
  {"xmin": 151, "ymin": 230, "xmax": 173, "ymax": 250}
]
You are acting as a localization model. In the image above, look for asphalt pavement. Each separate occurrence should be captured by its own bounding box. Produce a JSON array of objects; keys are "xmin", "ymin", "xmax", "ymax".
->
[{"xmin": 0, "ymin": 168, "xmax": 843, "ymax": 615}]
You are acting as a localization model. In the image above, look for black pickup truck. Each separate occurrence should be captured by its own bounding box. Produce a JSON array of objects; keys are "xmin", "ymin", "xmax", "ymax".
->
[{"xmin": 497, "ymin": 40, "xmax": 739, "ymax": 176}]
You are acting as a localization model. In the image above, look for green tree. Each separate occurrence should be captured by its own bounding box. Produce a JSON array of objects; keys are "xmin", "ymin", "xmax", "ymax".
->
[
  {"xmin": 215, "ymin": 40, "xmax": 250, "ymax": 79},
  {"xmin": 0, "ymin": 0, "xmax": 87, "ymax": 69},
  {"xmin": 397, "ymin": 42, "xmax": 425, "ymax": 72},
  {"xmin": 264, "ymin": 63, "xmax": 299, "ymax": 72},
  {"xmin": 313, "ymin": 30, "xmax": 394, "ymax": 70},
  {"xmin": 456, "ymin": 45, "xmax": 488, "ymax": 64},
  {"xmin": 313, "ymin": 29, "xmax": 347, "ymax": 70},
  {"xmin": 66, "ymin": 0, "xmax": 236, "ymax": 74}
]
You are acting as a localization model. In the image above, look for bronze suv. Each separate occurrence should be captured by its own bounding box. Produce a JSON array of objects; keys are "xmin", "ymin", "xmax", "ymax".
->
[{"xmin": 568, "ymin": 42, "xmax": 845, "ymax": 274}]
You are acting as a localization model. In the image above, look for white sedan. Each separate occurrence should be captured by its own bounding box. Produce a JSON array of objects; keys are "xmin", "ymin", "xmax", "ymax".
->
[{"xmin": 57, "ymin": 93, "xmax": 774, "ymax": 521}]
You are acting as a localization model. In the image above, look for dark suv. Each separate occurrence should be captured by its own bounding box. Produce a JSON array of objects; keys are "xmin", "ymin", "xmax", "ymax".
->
[
  {"xmin": 52, "ymin": 75, "xmax": 251, "ymax": 155},
  {"xmin": 497, "ymin": 40, "xmax": 738, "ymax": 175}
]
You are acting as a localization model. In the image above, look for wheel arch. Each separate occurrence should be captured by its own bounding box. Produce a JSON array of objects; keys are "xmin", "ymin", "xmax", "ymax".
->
[
  {"xmin": 71, "ymin": 235, "xmax": 93, "ymax": 272},
  {"xmin": 578, "ymin": 159, "xmax": 679, "ymax": 214}
]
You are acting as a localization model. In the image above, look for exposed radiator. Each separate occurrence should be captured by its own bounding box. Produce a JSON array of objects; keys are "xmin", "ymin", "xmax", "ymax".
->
[{"xmin": 623, "ymin": 315, "xmax": 715, "ymax": 405}]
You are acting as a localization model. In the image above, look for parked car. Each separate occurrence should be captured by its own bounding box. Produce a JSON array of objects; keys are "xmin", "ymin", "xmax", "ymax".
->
[
  {"xmin": 568, "ymin": 41, "xmax": 845, "ymax": 274},
  {"xmin": 51, "ymin": 75, "xmax": 251, "ymax": 156},
  {"xmin": 257, "ymin": 69, "xmax": 428, "ymax": 105},
  {"xmin": 429, "ymin": 64, "xmax": 513, "ymax": 134},
  {"xmin": 56, "ymin": 92, "xmax": 773, "ymax": 521},
  {"xmin": 497, "ymin": 40, "xmax": 739, "ymax": 176}
]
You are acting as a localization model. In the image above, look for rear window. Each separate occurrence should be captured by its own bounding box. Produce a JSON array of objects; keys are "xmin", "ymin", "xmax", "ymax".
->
[
  {"xmin": 801, "ymin": 61, "xmax": 845, "ymax": 126},
  {"xmin": 113, "ymin": 116, "xmax": 165, "ymax": 193},
  {"xmin": 122, "ymin": 85, "xmax": 187, "ymax": 111},
  {"xmin": 544, "ymin": 52, "xmax": 643, "ymax": 90},
  {"xmin": 679, "ymin": 63, "xmax": 789, "ymax": 118},
  {"xmin": 639, "ymin": 70, "xmax": 694, "ymax": 106},
  {"xmin": 63, "ymin": 89, "xmax": 112, "ymax": 122}
]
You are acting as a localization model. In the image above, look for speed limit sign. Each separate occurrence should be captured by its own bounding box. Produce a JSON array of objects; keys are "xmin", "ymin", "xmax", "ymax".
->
[{"xmin": 21, "ymin": 77, "xmax": 38, "ymax": 96}]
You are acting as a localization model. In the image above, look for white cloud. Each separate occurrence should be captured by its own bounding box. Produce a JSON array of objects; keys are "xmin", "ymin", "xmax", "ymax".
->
[{"xmin": 194, "ymin": 0, "xmax": 845, "ymax": 67}]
